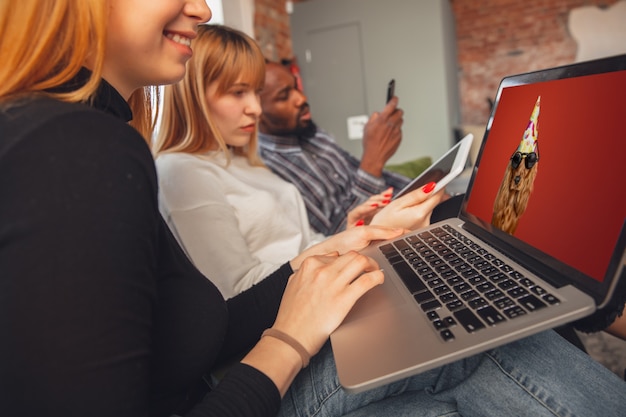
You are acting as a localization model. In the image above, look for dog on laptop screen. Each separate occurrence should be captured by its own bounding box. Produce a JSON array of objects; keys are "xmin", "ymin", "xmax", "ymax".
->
[{"xmin": 492, "ymin": 96, "xmax": 541, "ymax": 235}]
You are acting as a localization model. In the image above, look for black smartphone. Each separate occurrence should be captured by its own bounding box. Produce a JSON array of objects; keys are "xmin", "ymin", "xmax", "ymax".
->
[{"xmin": 386, "ymin": 79, "xmax": 395, "ymax": 103}]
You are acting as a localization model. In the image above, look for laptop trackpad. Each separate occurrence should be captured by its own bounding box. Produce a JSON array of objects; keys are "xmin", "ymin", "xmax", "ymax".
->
[{"xmin": 342, "ymin": 277, "xmax": 408, "ymax": 324}]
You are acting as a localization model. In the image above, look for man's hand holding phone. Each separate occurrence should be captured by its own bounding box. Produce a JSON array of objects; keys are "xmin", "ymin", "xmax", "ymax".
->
[{"xmin": 360, "ymin": 83, "xmax": 403, "ymax": 178}]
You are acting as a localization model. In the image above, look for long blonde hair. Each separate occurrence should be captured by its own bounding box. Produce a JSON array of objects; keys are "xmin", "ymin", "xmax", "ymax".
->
[
  {"xmin": 154, "ymin": 24, "xmax": 265, "ymax": 166},
  {"xmin": 0, "ymin": 0, "xmax": 155, "ymax": 141}
]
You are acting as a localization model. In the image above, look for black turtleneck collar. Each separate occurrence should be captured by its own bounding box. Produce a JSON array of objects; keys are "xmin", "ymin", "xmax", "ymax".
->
[{"xmin": 47, "ymin": 67, "xmax": 133, "ymax": 123}]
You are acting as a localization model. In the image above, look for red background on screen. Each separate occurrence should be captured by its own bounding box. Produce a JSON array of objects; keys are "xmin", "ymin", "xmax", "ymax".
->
[{"xmin": 466, "ymin": 71, "xmax": 626, "ymax": 282}]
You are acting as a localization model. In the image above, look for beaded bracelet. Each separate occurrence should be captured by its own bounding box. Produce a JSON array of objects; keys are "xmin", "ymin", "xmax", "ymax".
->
[{"xmin": 261, "ymin": 328, "xmax": 311, "ymax": 368}]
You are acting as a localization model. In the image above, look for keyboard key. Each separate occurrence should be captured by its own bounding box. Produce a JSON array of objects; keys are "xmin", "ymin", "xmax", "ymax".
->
[
  {"xmin": 460, "ymin": 289, "xmax": 479, "ymax": 301},
  {"xmin": 416, "ymin": 265, "xmax": 433, "ymax": 275},
  {"xmin": 393, "ymin": 240, "xmax": 410, "ymax": 251},
  {"xmin": 468, "ymin": 297, "xmax": 488, "ymax": 309},
  {"xmin": 379, "ymin": 243, "xmax": 396, "ymax": 255},
  {"xmin": 510, "ymin": 271, "xmax": 524, "ymax": 280},
  {"xmin": 461, "ymin": 269, "xmax": 481, "ymax": 279},
  {"xmin": 432, "ymin": 243, "xmax": 447, "ymax": 252},
  {"xmin": 518, "ymin": 294, "xmax": 547, "ymax": 312},
  {"xmin": 449, "ymin": 258, "xmax": 464, "ymax": 267},
  {"xmin": 474, "ymin": 260, "xmax": 491, "ymax": 269},
  {"xmin": 446, "ymin": 276, "xmax": 464, "ymax": 286},
  {"xmin": 406, "ymin": 254, "xmax": 421, "ymax": 264},
  {"xmin": 424, "ymin": 254, "xmax": 440, "ymax": 262},
  {"xmin": 480, "ymin": 266, "xmax": 500, "ymax": 276},
  {"xmin": 446, "ymin": 300, "xmax": 465, "ymax": 311},
  {"xmin": 429, "ymin": 258, "xmax": 445, "ymax": 268},
  {"xmin": 432, "ymin": 319, "xmax": 447, "ymax": 330},
  {"xmin": 440, "ymin": 269, "xmax": 458, "ymax": 279},
  {"xmin": 493, "ymin": 297, "xmax": 515, "ymax": 310},
  {"xmin": 476, "ymin": 306, "xmax": 506, "ymax": 325},
  {"xmin": 507, "ymin": 287, "xmax": 529, "ymax": 298},
  {"xmin": 392, "ymin": 260, "xmax": 427, "ymax": 294},
  {"xmin": 542, "ymin": 294, "xmax": 560, "ymax": 305},
  {"xmin": 421, "ymin": 271, "xmax": 438, "ymax": 281},
  {"xmin": 428, "ymin": 278, "xmax": 444, "ymax": 288},
  {"xmin": 433, "ymin": 285, "xmax": 451, "ymax": 295},
  {"xmin": 489, "ymin": 272, "xmax": 507, "ymax": 283},
  {"xmin": 531, "ymin": 286, "xmax": 547, "ymax": 296},
  {"xmin": 518, "ymin": 278, "xmax": 534, "ymax": 287},
  {"xmin": 439, "ymin": 292, "xmax": 458, "ymax": 303},
  {"xmin": 498, "ymin": 279, "xmax": 517, "ymax": 290},
  {"xmin": 484, "ymin": 289, "xmax": 505, "ymax": 301},
  {"xmin": 443, "ymin": 316, "xmax": 457, "ymax": 327},
  {"xmin": 414, "ymin": 290, "xmax": 435, "ymax": 304},
  {"xmin": 440, "ymin": 329, "xmax": 455, "ymax": 341},
  {"xmin": 503, "ymin": 306, "xmax": 527, "ymax": 319},
  {"xmin": 475, "ymin": 282, "xmax": 495, "ymax": 293},
  {"xmin": 467, "ymin": 254, "xmax": 482, "ymax": 264},
  {"xmin": 427, "ymin": 311, "xmax": 439, "ymax": 321},
  {"xmin": 421, "ymin": 299, "xmax": 442, "ymax": 312},
  {"xmin": 467, "ymin": 275, "xmax": 487, "ymax": 285},
  {"xmin": 434, "ymin": 264, "xmax": 452, "ymax": 274},
  {"xmin": 455, "ymin": 262, "xmax": 472, "ymax": 272},
  {"xmin": 386, "ymin": 254, "xmax": 403, "ymax": 264},
  {"xmin": 454, "ymin": 308, "xmax": 486, "ymax": 332}
]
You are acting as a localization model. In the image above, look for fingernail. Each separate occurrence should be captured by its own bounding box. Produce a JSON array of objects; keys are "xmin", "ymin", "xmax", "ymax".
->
[
  {"xmin": 355, "ymin": 219, "xmax": 365, "ymax": 226},
  {"xmin": 370, "ymin": 203, "xmax": 379, "ymax": 208},
  {"xmin": 383, "ymin": 193, "xmax": 392, "ymax": 198},
  {"xmin": 382, "ymin": 199, "xmax": 390, "ymax": 204},
  {"xmin": 422, "ymin": 182, "xmax": 436, "ymax": 193}
]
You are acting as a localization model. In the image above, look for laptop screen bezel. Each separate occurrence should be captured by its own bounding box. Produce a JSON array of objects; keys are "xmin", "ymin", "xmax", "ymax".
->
[{"xmin": 457, "ymin": 54, "xmax": 626, "ymax": 307}]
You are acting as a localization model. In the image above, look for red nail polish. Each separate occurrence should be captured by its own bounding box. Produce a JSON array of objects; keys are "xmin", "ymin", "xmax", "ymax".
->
[
  {"xmin": 355, "ymin": 219, "xmax": 365, "ymax": 226},
  {"xmin": 382, "ymin": 199, "xmax": 390, "ymax": 204},
  {"xmin": 383, "ymin": 193, "xmax": 392, "ymax": 198},
  {"xmin": 370, "ymin": 203, "xmax": 379, "ymax": 208},
  {"xmin": 422, "ymin": 182, "xmax": 436, "ymax": 193}
]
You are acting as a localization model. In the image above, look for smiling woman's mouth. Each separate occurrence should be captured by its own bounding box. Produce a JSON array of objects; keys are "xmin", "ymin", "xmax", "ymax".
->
[{"xmin": 165, "ymin": 32, "xmax": 191, "ymax": 46}]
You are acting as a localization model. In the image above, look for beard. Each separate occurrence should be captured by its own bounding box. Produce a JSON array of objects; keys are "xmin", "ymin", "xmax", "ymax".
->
[{"xmin": 295, "ymin": 118, "xmax": 317, "ymax": 139}]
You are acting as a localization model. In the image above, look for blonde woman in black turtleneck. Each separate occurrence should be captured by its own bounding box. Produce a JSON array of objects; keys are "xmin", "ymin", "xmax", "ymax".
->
[{"xmin": 2, "ymin": 3, "xmax": 626, "ymax": 417}]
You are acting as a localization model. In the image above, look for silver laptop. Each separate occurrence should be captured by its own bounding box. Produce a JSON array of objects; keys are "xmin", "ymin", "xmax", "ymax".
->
[{"xmin": 331, "ymin": 54, "xmax": 626, "ymax": 393}]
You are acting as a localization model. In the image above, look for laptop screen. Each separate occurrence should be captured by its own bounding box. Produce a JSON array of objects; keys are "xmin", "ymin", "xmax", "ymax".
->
[{"xmin": 461, "ymin": 56, "xmax": 626, "ymax": 299}]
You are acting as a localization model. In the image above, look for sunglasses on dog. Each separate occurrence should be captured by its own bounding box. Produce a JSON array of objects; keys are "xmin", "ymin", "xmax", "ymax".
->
[{"xmin": 510, "ymin": 151, "xmax": 539, "ymax": 169}]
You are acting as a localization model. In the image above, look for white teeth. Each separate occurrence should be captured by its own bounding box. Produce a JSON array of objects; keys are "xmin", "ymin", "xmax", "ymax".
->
[{"xmin": 167, "ymin": 33, "xmax": 191, "ymax": 46}]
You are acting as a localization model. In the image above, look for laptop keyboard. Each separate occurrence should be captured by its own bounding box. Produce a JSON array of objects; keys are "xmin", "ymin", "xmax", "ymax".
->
[{"xmin": 379, "ymin": 224, "xmax": 560, "ymax": 341}]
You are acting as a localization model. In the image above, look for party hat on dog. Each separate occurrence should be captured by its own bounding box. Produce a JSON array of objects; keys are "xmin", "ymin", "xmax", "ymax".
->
[{"xmin": 518, "ymin": 96, "xmax": 540, "ymax": 153}]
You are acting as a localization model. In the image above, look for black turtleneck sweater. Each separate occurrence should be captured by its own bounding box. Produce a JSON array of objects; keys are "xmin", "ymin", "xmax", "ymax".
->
[{"xmin": 0, "ymin": 78, "xmax": 289, "ymax": 417}]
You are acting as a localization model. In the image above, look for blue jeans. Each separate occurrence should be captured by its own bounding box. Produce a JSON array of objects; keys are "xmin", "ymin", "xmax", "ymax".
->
[{"xmin": 278, "ymin": 330, "xmax": 626, "ymax": 417}]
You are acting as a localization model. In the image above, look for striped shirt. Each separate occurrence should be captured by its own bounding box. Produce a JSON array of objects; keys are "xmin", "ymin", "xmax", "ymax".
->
[{"xmin": 258, "ymin": 129, "xmax": 410, "ymax": 235}]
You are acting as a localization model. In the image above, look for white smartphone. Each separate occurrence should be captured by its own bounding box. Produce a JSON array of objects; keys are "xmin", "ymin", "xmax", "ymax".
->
[{"xmin": 393, "ymin": 133, "xmax": 474, "ymax": 200}]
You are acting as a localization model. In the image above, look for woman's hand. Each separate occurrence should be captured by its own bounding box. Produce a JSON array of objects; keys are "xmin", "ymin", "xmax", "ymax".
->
[
  {"xmin": 242, "ymin": 252, "xmax": 385, "ymax": 396},
  {"xmin": 346, "ymin": 187, "xmax": 393, "ymax": 228},
  {"xmin": 290, "ymin": 224, "xmax": 407, "ymax": 270},
  {"xmin": 277, "ymin": 251, "xmax": 384, "ymax": 355},
  {"xmin": 370, "ymin": 182, "xmax": 444, "ymax": 230}
]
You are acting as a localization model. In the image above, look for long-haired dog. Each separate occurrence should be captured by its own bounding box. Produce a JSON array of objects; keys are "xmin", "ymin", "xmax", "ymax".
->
[{"xmin": 492, "ymin": 96, "xmax": 541, "ymax": 235}]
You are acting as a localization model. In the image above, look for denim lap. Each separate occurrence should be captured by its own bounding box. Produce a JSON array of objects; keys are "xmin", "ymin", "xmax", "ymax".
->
[{"xmin": 278, "ymin": 330, "xmax": 626, "ymax": 417}]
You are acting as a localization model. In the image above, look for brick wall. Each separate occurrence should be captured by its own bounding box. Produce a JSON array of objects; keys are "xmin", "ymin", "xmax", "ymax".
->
[
  {"xmin": 253, "ymin": 0, "xmax": 619, "ymax": 125},
  {"xmin": 450, "ymin": 0, "xmax": 618, "ymax": 125},
  {"xmin": 254, "ymin": 0, "xmax": 295, "ymax": 61}
]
